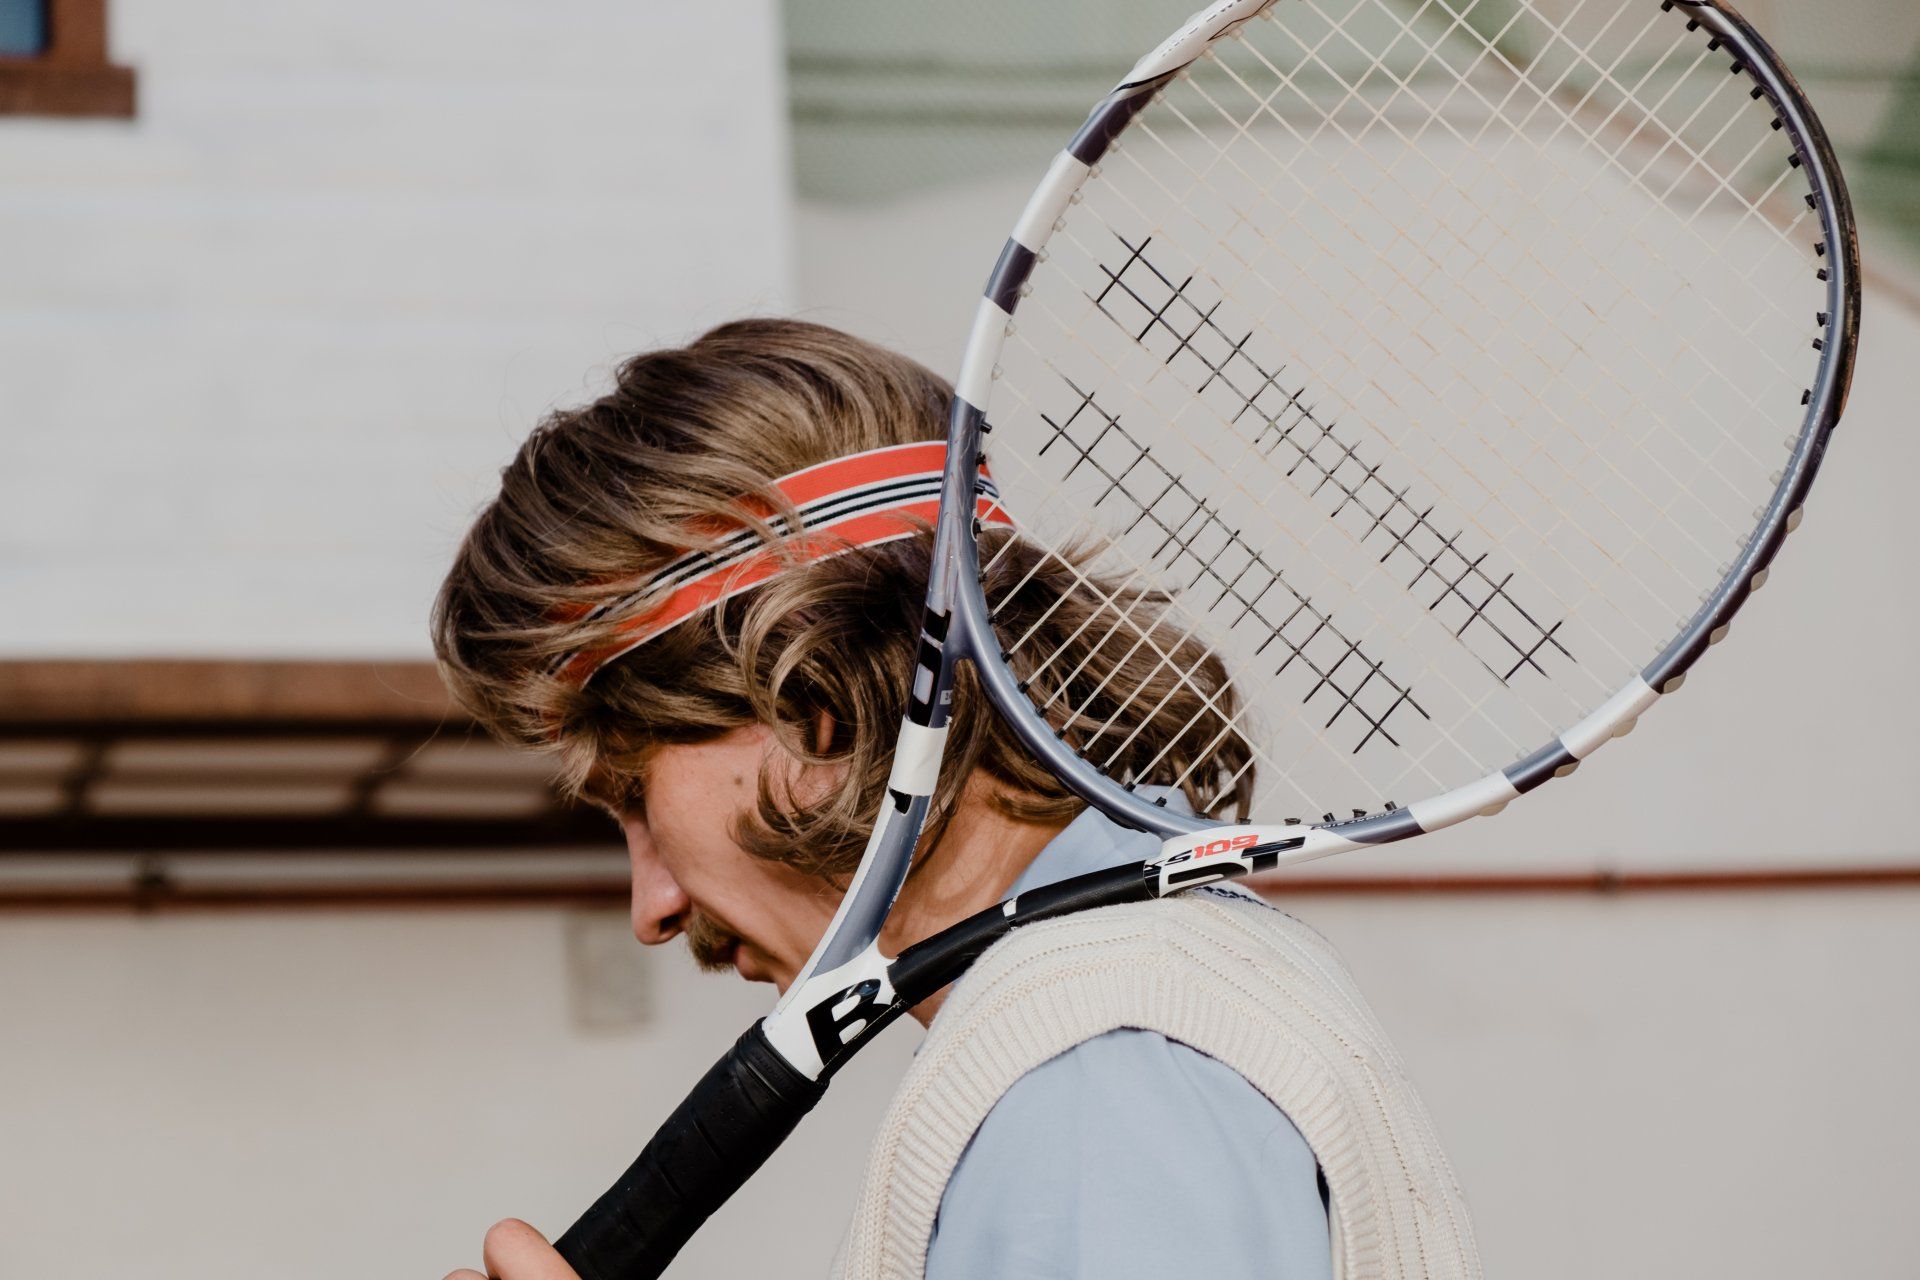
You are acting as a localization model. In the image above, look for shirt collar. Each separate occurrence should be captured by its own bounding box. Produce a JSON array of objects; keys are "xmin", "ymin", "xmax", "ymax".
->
[{"xmin": 1007, "ymin": 788, "xmax": 1193, "ymax": 898}]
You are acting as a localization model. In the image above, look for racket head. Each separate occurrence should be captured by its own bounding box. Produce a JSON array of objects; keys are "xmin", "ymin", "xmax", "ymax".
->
[{"xmin": 934, "ymin": 0, "xmax": 1858, "ymax": 859}]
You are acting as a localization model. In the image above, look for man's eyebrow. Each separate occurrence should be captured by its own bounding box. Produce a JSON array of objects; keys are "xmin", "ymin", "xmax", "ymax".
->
[
  {"xmin": 580, "ymin": 763, "xmax": 647, "ymax": 814},
  {"xmin": 578, "ymin": 771, "xmax": 621, "ymax": 812}
]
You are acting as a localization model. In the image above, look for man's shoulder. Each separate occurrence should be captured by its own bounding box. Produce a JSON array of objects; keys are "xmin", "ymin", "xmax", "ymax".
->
[
  {"xmin": 990, "ymin": 1025, "xmax": 1290, "ymax": 1126},
  {"xmin": 961, "ymin": 1026, "xmax": 1317, "ymax": 1180},
  {"xmin": 928, "ymin": 1027, "xmax": 1330, "ymax": 1277}
]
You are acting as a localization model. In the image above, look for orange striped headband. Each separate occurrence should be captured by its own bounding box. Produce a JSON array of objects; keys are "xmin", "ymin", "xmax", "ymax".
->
[{"xmin": 552, "ymin": 441, "xmax": 1012, "ymax": 689}]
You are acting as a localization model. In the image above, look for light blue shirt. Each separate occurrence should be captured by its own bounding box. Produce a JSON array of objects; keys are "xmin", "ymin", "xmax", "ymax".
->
[{"xmin": 924, "ymin": 802, "xmax": 1335, "ymax": 1279}]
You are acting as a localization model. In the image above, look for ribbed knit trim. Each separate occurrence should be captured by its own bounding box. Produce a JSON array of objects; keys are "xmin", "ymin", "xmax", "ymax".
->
[{"xmin": 832, "ymin": 894, "xmax": 1480, "ymax": 1280}]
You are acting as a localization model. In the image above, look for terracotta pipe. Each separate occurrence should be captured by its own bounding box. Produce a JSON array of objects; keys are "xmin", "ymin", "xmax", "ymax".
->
[{"xmin": 3, "ymin": 864, "xmax": 1915, "ymax": 914}]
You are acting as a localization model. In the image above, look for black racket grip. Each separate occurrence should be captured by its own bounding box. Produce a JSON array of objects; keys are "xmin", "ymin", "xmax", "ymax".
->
[{"xmin": 554, "ymin": 1019, "xmax": 826, "ymax": 1280}]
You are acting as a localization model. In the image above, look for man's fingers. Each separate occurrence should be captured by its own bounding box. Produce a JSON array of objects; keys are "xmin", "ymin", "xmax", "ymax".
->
[
  {"xmin": 442, "ymin": 1271, "xmax": 487, "ymax": 1280},
  {"xmin": 481, "ymin": 1218, "xmax": 579, "ymax": 1280}
]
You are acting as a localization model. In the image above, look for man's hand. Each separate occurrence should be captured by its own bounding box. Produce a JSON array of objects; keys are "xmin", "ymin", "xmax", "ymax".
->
[{"xmin": 443, "ymin": 1218, "xmax": 579, "ymax": 1280}]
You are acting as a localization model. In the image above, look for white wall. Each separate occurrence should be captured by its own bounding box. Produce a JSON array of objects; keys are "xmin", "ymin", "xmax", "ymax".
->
[
  {"xmin": 0, "ymin": 909, "xmax": 917, "ymax": 1278},
  {"xmin": 0, "ymin": 0, "xmax": 793, "ymax": 657},
  {"xmin": 3, "ymin": 890, "xmax": 1915, "ymax": 1279}
]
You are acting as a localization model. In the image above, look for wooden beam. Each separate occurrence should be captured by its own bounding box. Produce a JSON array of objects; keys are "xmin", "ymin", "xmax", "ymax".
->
[
  {"xmin": 0, "ymin": 660, "xmax": 458, "ymax": 726},
  {"xmin": 0, "ymin": 811, "xmax": 610, "ymax": 853},
  {"xmin": 0, "ymin": 878, "xmax": 631, "ymax": 913},
  {"xmin": 2, "ymin": 864, "xmax": 1915, "ymax": 915},
  {"xmin": 0, "ymin": 58, "xmax": 134, "ymax": 117}
]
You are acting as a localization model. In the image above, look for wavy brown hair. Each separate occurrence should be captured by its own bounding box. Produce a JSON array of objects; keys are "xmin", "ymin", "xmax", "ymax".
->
[{"xmin": 432, "ymin": 318, "xmax": 1251, "ymax": 880}]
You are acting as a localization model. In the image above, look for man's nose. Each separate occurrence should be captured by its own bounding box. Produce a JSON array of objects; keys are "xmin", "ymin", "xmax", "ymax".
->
[{"xmin": 621, "ymin": 818, "xmax": 691, "ymax": 945}]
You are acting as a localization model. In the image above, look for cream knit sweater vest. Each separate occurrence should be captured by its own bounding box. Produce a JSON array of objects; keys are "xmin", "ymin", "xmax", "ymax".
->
[{"xmin": 832, "ymin": 890, "xmax": 1480, "ymax": 1280}]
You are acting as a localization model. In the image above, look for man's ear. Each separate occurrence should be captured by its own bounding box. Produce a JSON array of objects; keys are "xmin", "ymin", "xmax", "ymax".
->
[{"xmin": 776, "ymin": 710, "xmax": 846, "ymax": 814}]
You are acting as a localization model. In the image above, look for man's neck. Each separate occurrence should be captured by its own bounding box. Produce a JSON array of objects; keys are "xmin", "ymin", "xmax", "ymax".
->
[{"xmin": 875, "ymin": 778, "xmax": 1074, "ymax": 1027}]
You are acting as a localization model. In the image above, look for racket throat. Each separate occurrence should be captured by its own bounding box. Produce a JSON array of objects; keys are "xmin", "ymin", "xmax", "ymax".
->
[
  {"xmin": 1148, "ymin": 824, "xmax": 1319, "ymax": 893},
  {"xmin": 764, "ymin": 942, "xmax": 901, "ymax": 1081}
]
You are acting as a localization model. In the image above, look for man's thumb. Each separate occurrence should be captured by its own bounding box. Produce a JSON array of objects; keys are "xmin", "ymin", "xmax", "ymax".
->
[{"xmin": 481, "ymin": 1218, "xmax": 578, "ymax": 1280}]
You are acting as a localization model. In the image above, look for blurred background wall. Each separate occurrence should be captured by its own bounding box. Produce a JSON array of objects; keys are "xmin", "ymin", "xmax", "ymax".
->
[
  {"xmin": 1, "ymin": 2, "xmax": 1916, "ymax": 1278},
  {"xmin": 0, "ymin": 0, "xmax": 792, "ymax": 655}
]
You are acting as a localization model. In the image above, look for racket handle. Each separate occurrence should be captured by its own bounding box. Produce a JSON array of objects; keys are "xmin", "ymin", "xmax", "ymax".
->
[{"xmin": 553, "ymin": 1019, "xmax": 825, "ymax": 1280}]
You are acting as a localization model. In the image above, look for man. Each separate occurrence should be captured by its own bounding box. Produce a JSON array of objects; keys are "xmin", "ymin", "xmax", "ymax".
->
[{"xmin": 434, "ymin": 319, "xmax": 1476, "ymax": 1280}]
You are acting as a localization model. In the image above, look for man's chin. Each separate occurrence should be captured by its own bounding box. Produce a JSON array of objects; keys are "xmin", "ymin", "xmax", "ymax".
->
[
  {"xmin": 691, "ymin": 937, "xmax": 776, "ymax": 986},
  {"xmin": 729, "ymin": 946, "xmax": 780, "ymax": 986}
]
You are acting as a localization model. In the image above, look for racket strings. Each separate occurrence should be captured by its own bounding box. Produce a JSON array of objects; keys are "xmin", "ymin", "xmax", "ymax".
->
[
  {"xmin": 988, "ymin": 369, "xmax": 1496, "ymax": 814},
  {"xmin": 981, "ymin": 380, "xmax": 1464, "ymax": 815},
  {"xmin": 1055, "ymin": 203, "xmax": 1648, "ymax": 691},
  {"xmin": 998, "ymin": 257, "xmax": 1582, "ymax": 771},
  {"xmin": 1085, "ymin": 235, "xmax": 1577, "ymax": 686},
  {"xmin": 1223, "ymin": 0, "xmax": 1814, "ymax": 453},
  {"xmin": 1405, "ymin": 0, "xmax": 1826, "ymax": 528},
  {"xmin": 1099, "ymin": 100, "xmax": 1718, "ymax": 639},
  {"xmin": 980, "ymin": 379, "xmax": 1389, "ymax": 720},
  {"xmin": 974, "ymin": 485, "xmax": 1262, "ymax": 747},
  {"xmin": 976, "ymin": 470, "xmax": 1347, "ymax": 814},
  {"xmin": 1148, "ymin": 6, "xmax": 1812, "ymax": 593},
  {"xmin": 1352, "ymin": 0, "xmax": 1821, "ymax": 363},
  {"xmin": 1387, "ymin": 3, "xmax": 1827, "ymax": 448},
  {"xmin": 977, "ymin": 528, "xmax": 1256, "ymax": 817},
  {"xmin": 1164, "ymin": 36, "xmax": 1770, "ymax": 571},
  {"xmin": 1029, "ymin": 379, "xmax": 1428, "ymax": 742},
  {"xmin": 981, "ymin": 0, "xmax": 1825, "ymax": 816},
  {"xmin": 984, "ymin": 228, "xmax": 1567, "ymax": 799},
  {"xmin": 975, "ymin": 469, "xmax": 1390, "ymax": 814},
  {"xmin": 987, "ymin": 280, "xmax": 1604, "ymax": 818}
]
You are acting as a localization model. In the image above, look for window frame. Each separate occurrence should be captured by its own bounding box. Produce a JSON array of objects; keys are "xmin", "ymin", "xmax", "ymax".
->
[{"xmin": 0, "ymin": 0, "xmax": 134, "ymax": 118}]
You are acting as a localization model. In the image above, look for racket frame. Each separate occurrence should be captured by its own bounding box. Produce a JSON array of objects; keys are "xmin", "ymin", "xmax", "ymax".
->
[{"xmin": 765, "ymin": 0, "xmax": 1857, "ymax": 1080}]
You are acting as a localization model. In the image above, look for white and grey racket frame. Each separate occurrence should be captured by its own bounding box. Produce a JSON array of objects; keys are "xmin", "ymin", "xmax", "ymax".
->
[{"xmin": 552, "ymin": 3, "xmax": 1856, "ymax": 1275}]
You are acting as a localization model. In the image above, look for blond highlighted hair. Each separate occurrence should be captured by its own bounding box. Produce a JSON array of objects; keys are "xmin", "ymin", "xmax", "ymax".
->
[{"xmin": 432, "ymin": 319, "xmax": 1250, "ymax": 879}]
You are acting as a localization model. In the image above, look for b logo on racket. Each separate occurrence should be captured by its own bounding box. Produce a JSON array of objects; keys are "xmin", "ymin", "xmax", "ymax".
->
[{"xmin": 805, "ymin": 977, "xmax": 887, "ymax": 1065}]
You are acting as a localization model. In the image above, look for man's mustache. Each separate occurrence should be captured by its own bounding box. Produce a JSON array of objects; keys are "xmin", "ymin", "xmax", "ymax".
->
[{"xmin": 684, "ymin": 910, "xmax": 742, "ymax": 972}]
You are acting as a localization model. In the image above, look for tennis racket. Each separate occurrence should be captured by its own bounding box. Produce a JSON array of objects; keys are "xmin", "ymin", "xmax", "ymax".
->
[{"xmin": 555, "ymin": 1, "xmax": 1857, "ymax": 1273}]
